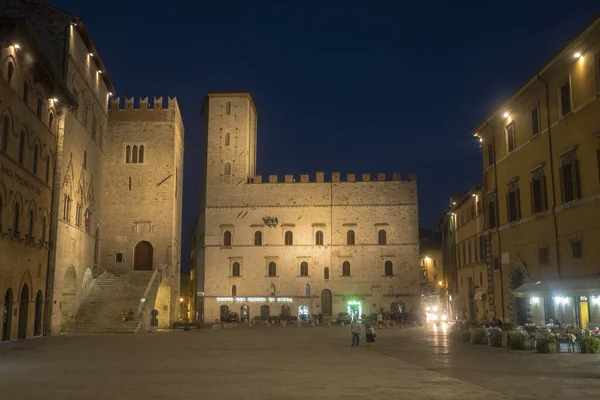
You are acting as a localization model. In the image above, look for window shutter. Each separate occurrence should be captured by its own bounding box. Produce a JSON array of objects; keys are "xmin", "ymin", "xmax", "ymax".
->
[
  {"xmin": 516, "ymin": 188, "xmax": 521, "ymax": 219},
  {"xmin": 542, "ymin": 176, "xmax": 548, "ymax": 211},
  {"xmin": 574, "ymin": 160, "xmax": 581, "ymax": 199},
  {"xmin": 529, "ymin": 180, "xmax": 535, "ymax": 214},
  {"xmin": 559, "ymin": 166, "xmax": 565, "ymax": 203}
]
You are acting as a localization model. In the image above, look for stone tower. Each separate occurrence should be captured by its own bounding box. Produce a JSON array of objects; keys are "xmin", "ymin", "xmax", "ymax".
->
[{"xmin": 101, "ymin": 96, "xmax": 184, "ymax": 328}]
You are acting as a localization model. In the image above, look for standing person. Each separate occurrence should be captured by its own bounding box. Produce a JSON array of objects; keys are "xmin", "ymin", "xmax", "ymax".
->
[
  {"xmin": 366, "ymin": 324, "xmax": 376, "ymax": 346},
  {"xmin": 377, "ymin": 313, "xmax": 383, "ymax": 328},
  {"xmin": 350, "ymin": 317, "xmax": 362, "ymax": 347}
]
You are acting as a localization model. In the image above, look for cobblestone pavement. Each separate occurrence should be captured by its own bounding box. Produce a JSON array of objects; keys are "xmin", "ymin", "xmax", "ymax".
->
[{"xmin": 0, "ymin": 324, "xmax": 599, "ymax": 399}]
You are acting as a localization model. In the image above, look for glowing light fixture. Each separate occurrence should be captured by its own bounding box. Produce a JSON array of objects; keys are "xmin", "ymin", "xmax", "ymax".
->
[
  {"xmin": 13, "ymin": 44, "xmax": 20, "ymax": 49},
  {"xmin": 479, "ymin": 137, "xmax": 483, "ymax": 143},
  {"xmin": 438, "ymin": 281, "xmax": 443, "ymax": 286},
  {"xmin": 97, "ymin": 70, "xmax": 103, "ymax": 74},
  {"xmin": 108, "ymin": 92, "xmax": 113, "ymax": 96},
  {"xmin": 51, "ymin": 98, "xmax": 58, "ymax": 103},
  {"xmin": 503, "ymin": 112, "xmax": 509, "ymax": 118},
  {"xmin": 179, "ymin": 298, "xmax": 184, "ymax": 303},
  {"xmin": 574, "ymin": 52, "xmax": 582, "ymax": 59},
  {"xmin": 89, "ymin": 53, "xmax": 94, "ymax": 57}
]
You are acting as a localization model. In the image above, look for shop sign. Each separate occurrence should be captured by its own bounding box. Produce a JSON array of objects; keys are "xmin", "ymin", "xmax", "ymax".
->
[{"xmin": 216, "ymin": 297, "xmax": 293, "ymax": 303}]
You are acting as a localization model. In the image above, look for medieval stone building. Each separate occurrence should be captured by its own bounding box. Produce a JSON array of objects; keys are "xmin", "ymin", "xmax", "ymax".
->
[
  {"xmin": 193, "ymin": 92, "xmax": 420, "ymax": 323},
  {"xmin": 0, "ymin": 0, "xmax": 183, "ymax": 339}
]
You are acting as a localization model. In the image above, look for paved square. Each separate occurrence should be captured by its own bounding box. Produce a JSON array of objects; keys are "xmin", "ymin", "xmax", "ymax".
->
[{"xmin": 1, "ymin": 324, "xmax": 600, "ymax": 399}]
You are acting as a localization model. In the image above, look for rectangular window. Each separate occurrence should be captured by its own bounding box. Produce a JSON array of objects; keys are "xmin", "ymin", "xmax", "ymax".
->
[
  {"xmin": 530, "ymin": 174, "xmax": 547, "ymax": 214},
  {"xmin": 531, "ymin": 104, "xmax": 540, "ymax": 136},
  {"xmin": 559, "ymin": 78, "xmax": 572, "ymax": 117},
  {"xmin": 92, "ymin": 117, "xmax": 97, "ymax": 141},
  {"xmin": 479, "ymin": 271, "xmax": 483, "ymax": 286},
  {"xmin": 488, "ymin": 197, "xmax": 497, "ymax": 229},
  {"xmin": 571, "ymin": 240, "xmax": 583, "ymax": 260},
  {"xmin": 456, "ymin": 245, "xmax": 461, "ymax": 267},
  {"xmin": 506, "ymin": 186, "xmax": 521, "ymax": 222},
  {"xmin": 487, "ymin": 142, "xmax": 494, "ymax": 166},
  {"xmin": 506, "ymin": 122, "xmax": 516, "ymax": 153},
  {"xmin": 461, "ymin": 276, "xmax": 464, "ymax": 288},
  {"xmin": 539, "ymin": 247, "xmax": 550, "ymax": 265},
  {"xmin": 479, "ymin": 236, "xmax": 485, "ymax": 261},
  {"xmin": 468, "ymin": 240, "xmax": 472, "ymax": 265},
  {"xmin": 115, "ymin": 252, "xmax": 124, "ymax": 262},
  {"xmin": 560, "ymin": 157, "xmax": 580, "ymax": 203},
  {"xmin": 462, "ymin": 241, "xmax": 466, "ymax": 266}
]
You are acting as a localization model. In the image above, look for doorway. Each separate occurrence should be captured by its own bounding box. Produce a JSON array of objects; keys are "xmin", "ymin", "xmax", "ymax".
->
[
  {"xmin": 580, "ymin": 298, "xmax": 590, "ymax": 329},
  {"xmin": 219, "ymin": 305, "xmax": 229, "ymax": 322},
  {"xmin": 346, "ymin": 300, "xmax": 362, "ymax": 319},
  {"xmin": 2, "ymin": 289, "xmax": 13, "ymax": 341},
  {"xmin": 511, "ymin": 270, "xmax": 527, "ymax": 326},
  {"xmin": 260, "ymin": 305, "xmax": 270, "ymax": 321},
  {"xmin": 18, "ymin": 284, "xmax": 29, "ymax": 339},
  {"xmin": 133, "ymin": 241, "xmax": 153, "ymax": 271},
  {"xmin": 240, "ymin": 305, "xmax": 249, "ymax": 322},
  {"xmin": 298, "ymin": 305, "xmax": 309, "ymax": 321},
  {"xmin": 321, "ymin": 289, "xmax": 332, "ymax": 316},
  {"xmin": 34, "ymin": 291, "xmax": 43, "ymax": 336}
]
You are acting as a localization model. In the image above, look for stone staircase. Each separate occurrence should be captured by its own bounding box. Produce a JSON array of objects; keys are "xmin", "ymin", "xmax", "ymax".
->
[{"xmin": 66, "ymin": 271, "xmax": 155, "ymax": 333}]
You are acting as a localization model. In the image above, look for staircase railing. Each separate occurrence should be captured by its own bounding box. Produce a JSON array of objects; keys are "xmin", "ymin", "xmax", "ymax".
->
[{"xmin": 135, "ymin": 268, "xmax": 161, "ymax": 332}]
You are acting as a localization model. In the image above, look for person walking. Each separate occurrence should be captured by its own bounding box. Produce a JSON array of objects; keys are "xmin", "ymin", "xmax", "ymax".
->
[
  {"xmin": 350, "ymin": 317, "xmax": 362, "ymax": 347},
  {"xmin": 365, "ymin": 324, "xmax": 376, "ymax": 346}
]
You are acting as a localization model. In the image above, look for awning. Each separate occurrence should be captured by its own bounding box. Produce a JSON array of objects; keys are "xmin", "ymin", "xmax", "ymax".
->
[{"xmin": 512, "ymin": 276, "xmax": 600, "ymax": 298}]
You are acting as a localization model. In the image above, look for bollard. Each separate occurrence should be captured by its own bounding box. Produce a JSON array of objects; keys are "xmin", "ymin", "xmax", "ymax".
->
[
  {"xmin": 327, "ymin": 322, "xmax": 332, "ymax": 328},
  {"xmin": 340, "ymin": 322, "xmax": 345, "ymax": 328},
  {"xmin": 311, "ymin": 322, "xmax": 315, "ymax": 327}
]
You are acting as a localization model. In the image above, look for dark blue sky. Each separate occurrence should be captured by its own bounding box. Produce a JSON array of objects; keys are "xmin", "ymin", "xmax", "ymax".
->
[{"xmin": 50, "ymin": 0, "xmax": 598, "ymax": 270}]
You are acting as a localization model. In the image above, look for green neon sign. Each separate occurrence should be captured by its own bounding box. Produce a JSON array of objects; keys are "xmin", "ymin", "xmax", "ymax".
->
[{"xmin": 347, "ymin": 300, "xmax": 361, "ymax": 305}]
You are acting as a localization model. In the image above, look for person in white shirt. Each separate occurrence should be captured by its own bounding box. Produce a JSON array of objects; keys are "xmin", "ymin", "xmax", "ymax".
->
[{"xmin": 350, "ymin": 317, "xmax": 362, "ymax": 347}]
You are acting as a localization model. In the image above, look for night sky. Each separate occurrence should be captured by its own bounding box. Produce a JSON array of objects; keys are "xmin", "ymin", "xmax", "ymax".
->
[{"xmin": 49, "ymin": 0, "xmax": 599, "ymax": 271}]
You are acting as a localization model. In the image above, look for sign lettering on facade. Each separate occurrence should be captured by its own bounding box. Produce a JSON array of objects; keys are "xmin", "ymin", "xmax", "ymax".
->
[
  {"xmin": 1, "ymin": 164, "xmax": 42, "ymax": 196},
  {"xmin": 216, "ymin": 297, "xmax": 292, "ymax": 303}
]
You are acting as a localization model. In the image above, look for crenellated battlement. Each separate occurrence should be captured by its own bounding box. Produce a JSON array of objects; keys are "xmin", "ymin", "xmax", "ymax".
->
[
  {"xmin": 250, "ymin": 172, "xmax": 417, "ymax": 184},
  {"xmin": 108, "ymin": 96, "xmax": 180, "ymax": 122}
]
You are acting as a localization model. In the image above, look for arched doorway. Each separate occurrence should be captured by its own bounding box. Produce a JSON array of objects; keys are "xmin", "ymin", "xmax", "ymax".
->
[
  {"xmin": 82, "ymin": 268, "xmax": 93, "ymax": 297},
  {"xmin": 260, "ymin": 305, "xmax": 270, "ymax": 321},
  {"xmin": 321, "ymin": 289, "xmax": 332, "ymax": 316},
  {"xmin": 220, "ymin": 305, "xmax": 229, "ymax": 322},
  {"xmin": 134, "ymin": 241, "xmax": 153, "ymax": 271},
  {"xmin": 298, "ymin": 305, "xmax": 309, "ymax": 321},
  {"xmin": 280, "ymin": 305, "xmax": 290, "ymax": 318},
  {"xmin": 61, "ymin": 265, "xmax": 77, "ymax": 330},
  {"xmin": 18, "ymin": 284, "xmax": 29, "ymax": 339},
  {"xmin": 34, "ymin": 290, "xmax": 43, "ymax": 336},
  {"xmin": 511, "ymin": 270, "xmax": 527, "ymax": 326},
  {"xmin": 2, "ymin": 289, "xmax": 13, "ymax": 341},
  {"xmin": 240, "ymin": 305, "xmax": 249, "ymax": 322},
  {"xmin": 154, "ymin": 279, "xmax": 171, "ymax": 328}
]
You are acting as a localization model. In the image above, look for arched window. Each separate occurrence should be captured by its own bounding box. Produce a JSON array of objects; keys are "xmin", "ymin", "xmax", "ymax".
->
[
  {"xmin": 18, "ymin": 132, "xmax": 25, "ymax": 164},
  {"xmin": 32, "ymin": 144, "xmax": 39, "ymax": 174},
  {"xmin": 45, "ymin": 156, "xmax": 51, "ymax": 184},
  {"xmin": 268, "ymin": 262, "xmax": 277, "ymax": 277},
  {"xmin": 269, "ymin": 283, "xmax": 276, "ymax": 296},
  {"xmin": 223, "ymin": 162, "xmax": 231, "ymax": 176},
  {"xmin": 254, "ymin": 231, "xmax": 262, "ymax": 246},
  {"xmin": 300, "ymin": 261, "xmax": 308, "ymax": 276},
  {"xmin": 48, "ymin": 112, "xmax": 54, "ymax": 131},
  {"xmin": 232, "ymin": 262, "xmax": 240, "ymax": 277},
  {"xmin": 232, "ymin": 285, "xmax": 237, "ymax": 297},
  {"xmin": 225, "ymin": 133, "xmax": 230, "ymax": 146},
  {"xmin": 1, "ymin": 116, "xmax": 8, "ymax": 152},
  {"xmin": 23, "ymin": 82, "xmax": 29, "ymax": 104},
  {"xmin": 83, "ymin": 151, "xmax": 87, "ymax": 170},
  {"xmin": 12, "ymin": 202, "xmax": 20, "ymax": 235},
  {"xmin": 342, "ymin": 261, "xmax": 351, "ymax": 276},
  {"xmin": 223, "ymin": 231, "xmax": 232, "ymax": 246},
  {"xmin": 305, "ymin": 284, "xmax": 311, "ymax": 297},
  {"xmin": 7, "ymin": 62, "xmax": 15, "ymax": 85},
  {"xmin": 126, "ymin": 145, "xmax": 131, "ymax": 163},
  {"xmin": 138, "ymin": 145, "xmax": 144, "ymax": 163},
  {"xmin": 28, "ymin": 209, "xmax": 34, "ymax": 238},
  {"xmin": 346, "ymin": 230, "xmax": 355, "ymax": 245},
  {"xmin": 378, "ymin": 229, "xmax": 387, "ymax": 245},
  {"xmin": 284, "ymin": 230, "xmax": 293, "ymax": 245},
  {"xmin": 132, "ymin": 145, "xmax": 138, "ymax": 163},
  {"xmin": 41, "ymin": 216, "xmax": 47, "ymax": 243},
  {"xmin": 315, "ymin": 230, "xmax": 324, "ymax": 245},
  {"xmin": 36, "ymin": 98, "xmax": 43, "ymax": 118},
  {"xmin": 384, "ymin": 261, "xmax": 393, "ymax": 277},
  {"xmin": 324, "ymin": 267, "xmax": 330, "ymax": 280}
]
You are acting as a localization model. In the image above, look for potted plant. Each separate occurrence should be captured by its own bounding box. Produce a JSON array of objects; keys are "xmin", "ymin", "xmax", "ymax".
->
[
  {"xmin": 470, "ymin": 328, "xmax": 488, "ymax": 345},
  {"xmin": 508, "ymin": 331, "xmax": 527, "ymax": 350},
  {"xmin": 488, "ymin": 329, "xmax": 503, "ymax": 347},
  {"xmin": 579, "ymin": 336, "xmax": 600, "ymax": 353},
  {"xmin": 535, "ymin": 333, "xmax": 557, "ymax": 353}
]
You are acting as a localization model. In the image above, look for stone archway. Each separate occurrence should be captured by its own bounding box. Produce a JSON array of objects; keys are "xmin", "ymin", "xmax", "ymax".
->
[
  {"xmin": 508, "ymin": 254, "xmax": 530, "ymax": 325},
  {"xmin": 321, "ymin": 289, "xmax": 332, "ymax": 316},
  {"xmin": 2, "ymin": 289, "xmax": 13, "ymax": 341},
  {"xmin": 154, "ymin": 279, "xmax": 171, "ymax": 328},
  {"xmin": 18, "ymin": 284, "xmax": 29, "ymax": 339},
  {"xmin": 34, "ymin": 290, "xmax": 43, "ymax": 336},
  {"xmin": 134, "ymin": 241, "xmax": 153, "ymax": 271},
  {"xmin": 60, "ymin": 265, "xmax": 77, "ymax": 330},
  {"xmin": 82, "ymin": 268, "xmax": 93, "ymax": 297}
]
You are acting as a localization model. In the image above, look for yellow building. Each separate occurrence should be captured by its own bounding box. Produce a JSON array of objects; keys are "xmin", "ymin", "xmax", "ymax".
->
[
  {"xmin": 419, "ymin": 250, "xmax": 442, "ymax": 296},
  {"xmin": 474, "ymin": 16, "xmax": 600, "ymax": 328},
  {"xmin": 445, "ymin": 186, "xmax": 488, "ymax": 322}
]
